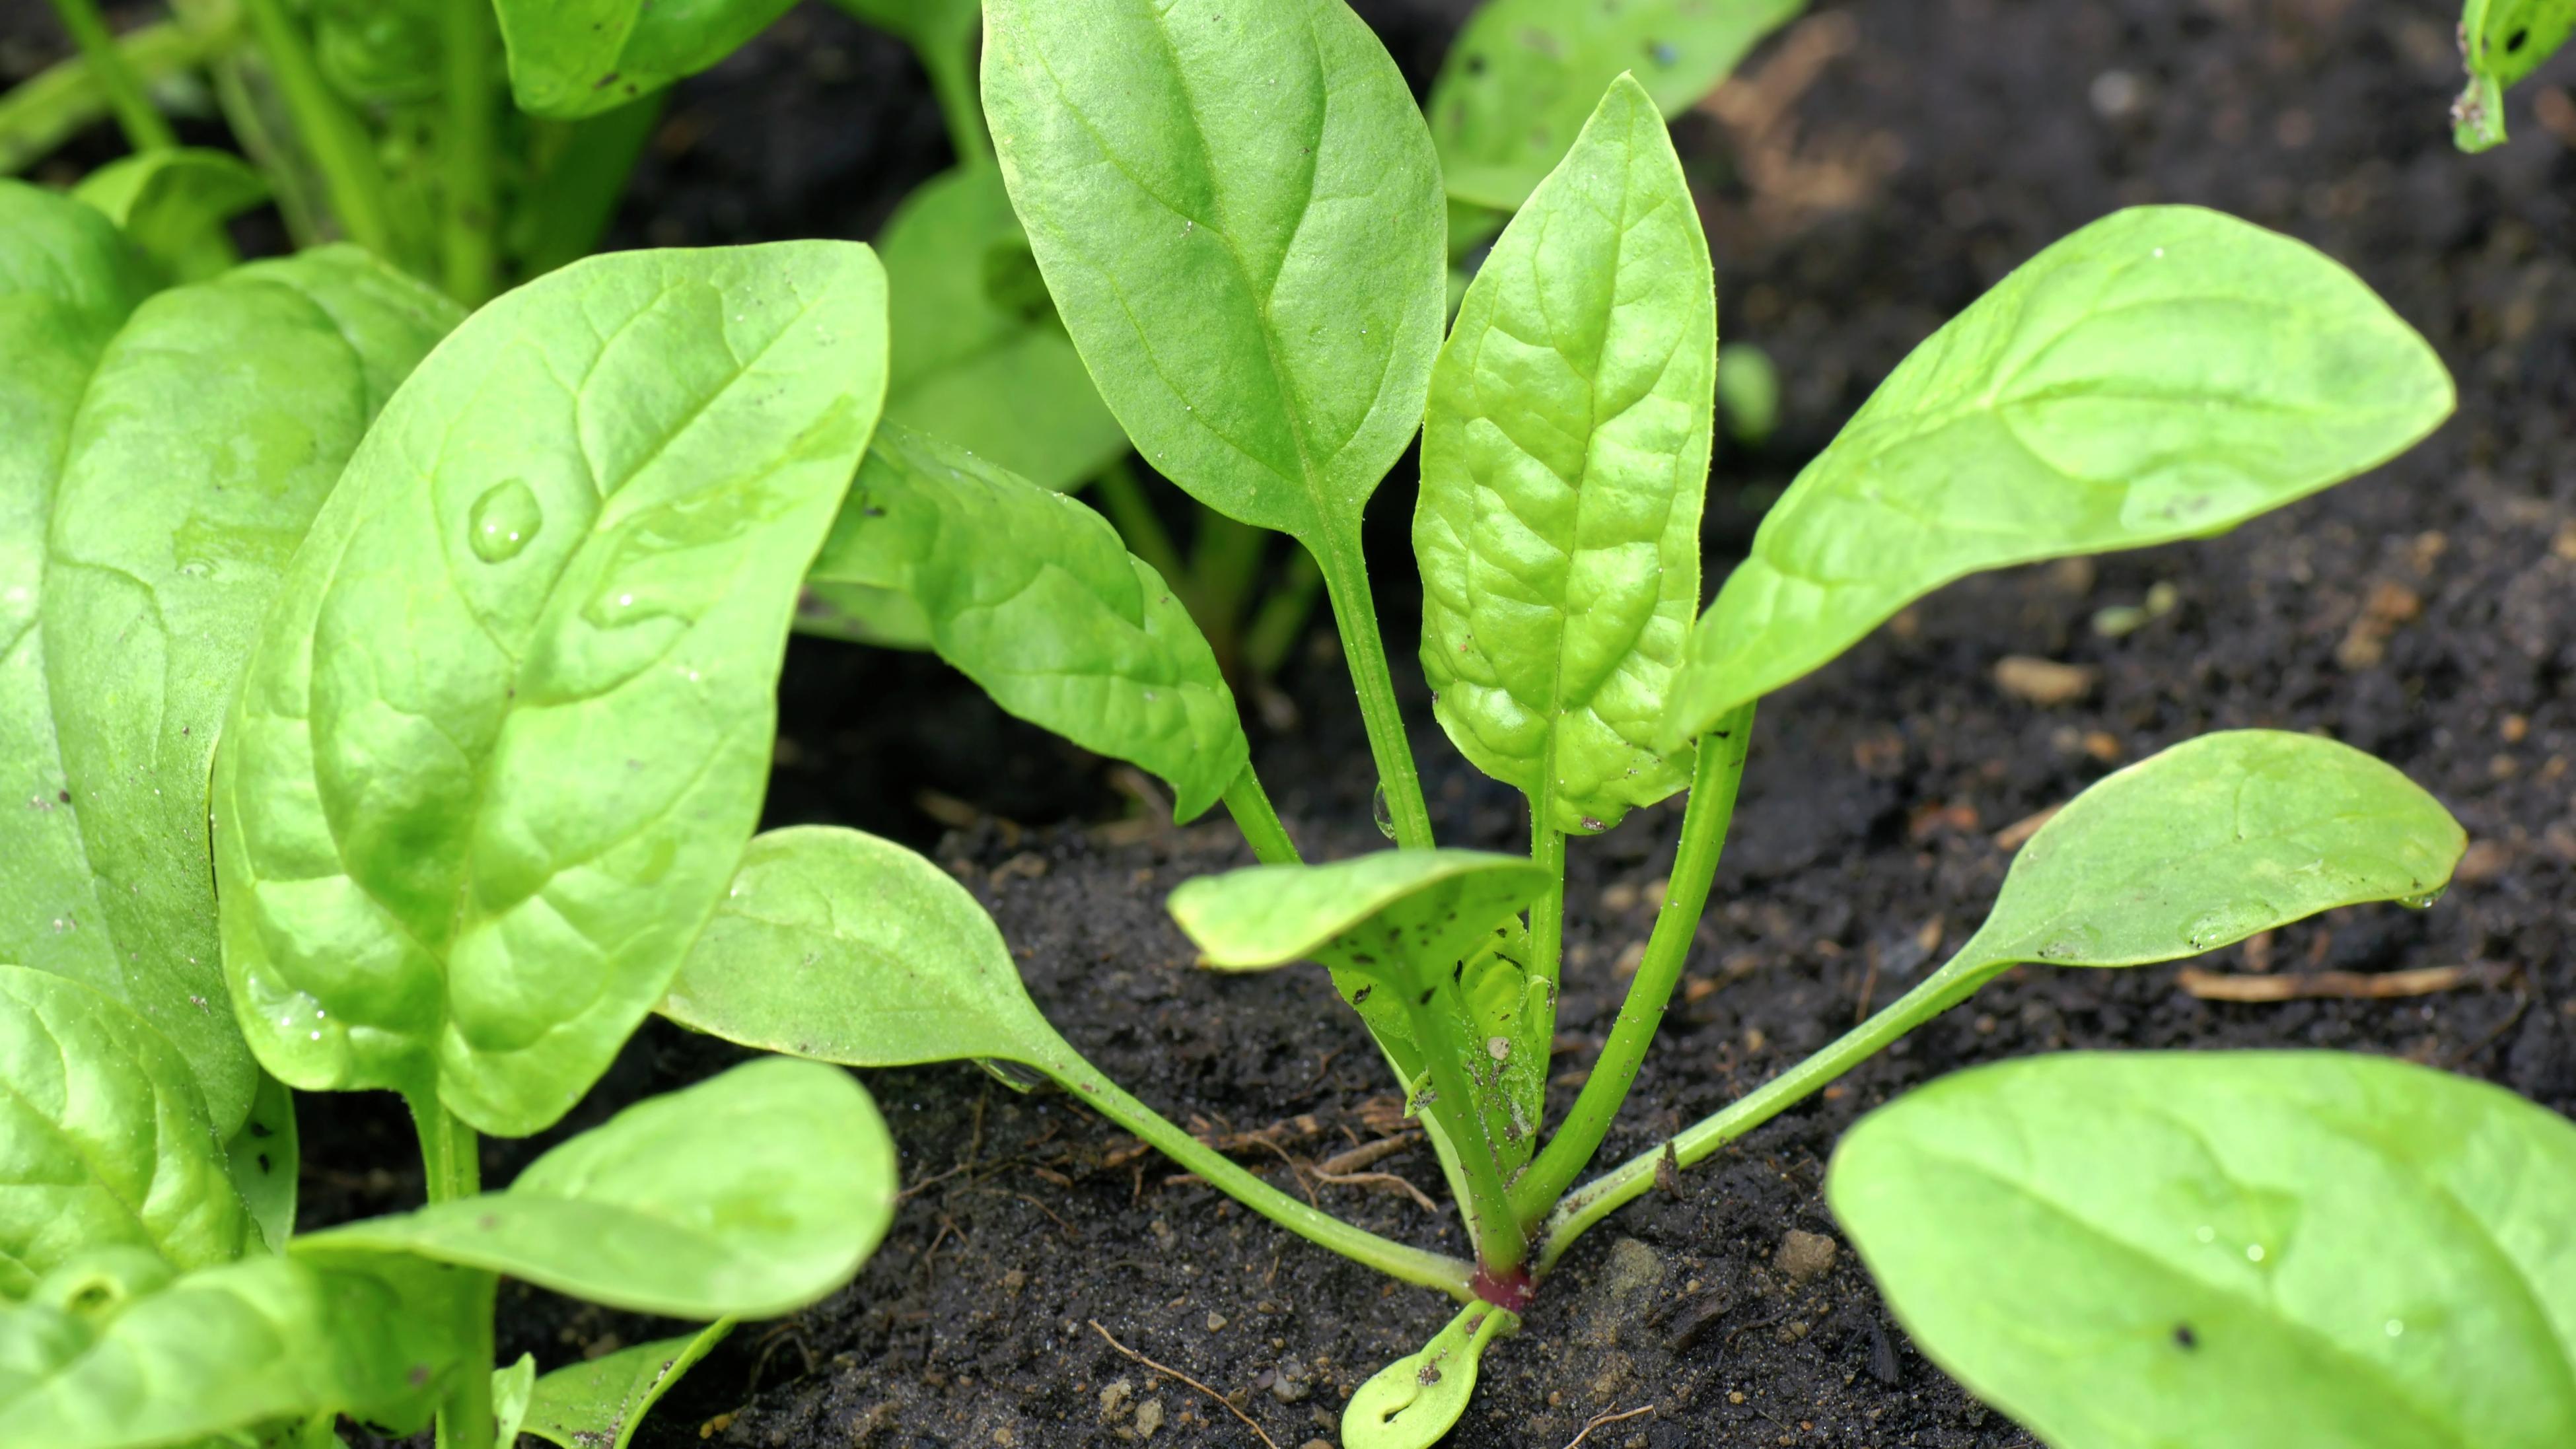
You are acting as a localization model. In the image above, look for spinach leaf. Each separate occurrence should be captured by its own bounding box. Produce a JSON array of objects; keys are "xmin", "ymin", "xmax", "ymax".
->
[
  {"xmin": 493, "ymin": 1353, "xmax": 537, "ymax": 1448},
  {"xmin": 223, "ymin": 1071, "xmax": 301, "ymax": 1255},
  {"xmin": 875, "ymin": 165, "xmax": 1126, "ymax": 493},
  {"xmin": 0, "ymin": 1247, "xmax": 479, "ymax": 1447},
  {"xmin": 522, "ymin": 1321, "xmax": 733, "ymax": 1449},
  {"xmin": 1417, "ymin": 75, "xmax": 1713, "ymax": 837},
  {"xmin": 1660, "ymin": 207, "xmax": 2454, "ymax": 748},
  {"xmin": 980, "ymin": 0, "xmax": 1445, "ymax": 547},
  {"xmin": 808, "ymin": 424, "xmax": 1247, "ymax": 821},
  {"xmin": 1172, "ymin": 850, "xmax": 1553, "ymax": 978},
  {"xmin": 1428, "ymin": 0, "xmax": 1805, "ymax": 211},
  {"xmin": 494, "ymin": 0, "xmax": 797, "ymax": 118},
  {"xmin": 310, "ymin": 0, "xmax": 445, "ymax": 105},
  {"xmin": 1344, "ymin": 1302, "xmax": 1518, "ymax": 1449},
  {"xmin": 1830, "ymin": 1052, "xmax": 2576, "ymax": 1449},
  {"xmin": 211, "ymin": 241, "xmax": 886, "ymax": 1136},
  {"xmin": 2453, "ymin": 0, "xmax": 2576, "ymax": 151},
  {"xmin": 0, "ymin": 968, "xmax": 253, "ymax": 1297},
  {"xmin": 297, "ymin": 1057, "xmax": 896, "ymax": 1319},
  {"xmin": 70, "ymin": 147, "xmax": 267, "ymax": 283},
  {"xmin": 830, "ymin": 0, "xmax": 980, "ymax": 57}
]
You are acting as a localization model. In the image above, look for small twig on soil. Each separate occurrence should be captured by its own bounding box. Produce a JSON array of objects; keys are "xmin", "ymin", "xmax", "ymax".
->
[
  {"xmin": 1309, "ymin": 1168, "xmax": 1441, "ymax": 1214},
  {"xmin": 2445, "ymin": 987, "xmax": 2532, "ymax": 1071},
  {"xmin": 1313, "ymin": 1133, "xmax": 1417, "ymax": 1176},
  {"xmin": 2178, "ymin": 963, "xmax": 2512, "ymax": 1003},
  {"xmin": 1087, "ymin": 1320, "xmax": 1281, "ymax": 1449},
  {"xmin": 1561, "ymin": 1403, "xmax": 1657, "ymax": 1449}
]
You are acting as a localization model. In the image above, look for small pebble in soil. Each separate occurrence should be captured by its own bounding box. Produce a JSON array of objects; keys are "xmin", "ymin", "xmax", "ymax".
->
[{"xmin": 1775, "ymin": 1228, "xmax": 1840, "ymax": 1285}]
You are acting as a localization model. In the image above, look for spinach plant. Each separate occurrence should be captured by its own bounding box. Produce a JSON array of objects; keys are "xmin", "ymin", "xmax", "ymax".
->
[
  {"xmin": 0, "ymin": 178, "xmax": 909, "ymax": 1449},
  {"xmin": 2452, "ymin": 0, "xmax": 2576, "ymax": 151},
  {"xmin": 653, "ymin": 1, "xmax": 2483, "ymax": 1444}
]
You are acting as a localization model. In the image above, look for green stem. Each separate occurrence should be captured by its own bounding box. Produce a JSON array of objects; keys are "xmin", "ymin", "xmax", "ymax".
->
[
  {"xmin": 1314, "ymin": 524, "xmax": 1433, "ymax": 851},
  {"xmin": 237, "ymin": 0, "xmax": 398, "ymax": 257},
  {"xmin": 1527, "ymin": 817, "xmax": 1565, "ymax": 996},
  {"xmin": 1188, "ymin": 506, "xmax": 1268, "ymax": 638},
  {"xmin": 1035, "ymin": 1046, "xmax": 1476, "ymax": 1300},
  {"xmin": 1515, "ymin": 704, "xmax": 1754, "ymax": 1225},
  {"xmin": 1539, "ymin": 945, "xmax": 2003, "ymax": 1271},
  {"xmin": 438, "ymin": 0, "xmax": 498, "ymax": 304},
  {"xmin": 1399, "ymin": 991, "xmax": 1526, "ymax": 1275},
  {"xmin": 513, "ymin": 93, "xmax": 665, "ymax": 279},
  {"xmin": 1221, "ymin": 765, "xmax": 1300, "ymax": 865},
  {"xmin": 919, "ymin": 36, "xmax": 988, "ymax": 167},
  {"xmin": 407, "ymin": 1094, "xmax": 495, "ymax": 1449},
  {"xmin": 2, "ymin": 16, "xmax": 238, "ymax": 176},
  {"xmin": 1240, "ymin": 544, "xmax": 1323, "ymax": 678},
  {"xmin": 1091, "ymin": 460, "xmax": 1189, "ymax": 600},
  {"xmin": 46, "ymin": 0, "xmax": 178, "ymax": 151}
]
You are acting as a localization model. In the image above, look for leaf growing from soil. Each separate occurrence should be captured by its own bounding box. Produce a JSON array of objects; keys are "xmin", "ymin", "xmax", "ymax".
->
[
  {"xmin": 980, "ymin": 0, "xmax": 1445, "ymax": 546},
  {"xmin": 522, "ymin": 1321, "xmax": 734, "ymax": 1449},
  {"xmin": 0, "ymin": 967, "xmax": 254, "ymax": 1296},
  {"xmin": 494, "ymin": 0, "xmax": 797, "ymax": 118},
  {"xmin": 1427, "ymin": 0, "xmax": 1805, "ymax": 211},
  {"xmin": 871, "ymin": 166, "xmax": 1127, "ymax": 493},
  {"xmin": 71, "ymin": 147, "xmax": 267, "ymax": 283},
  {"xmin": 211, "ymin": 242, "xmax": 884, "ymax": 1137},
  {"xmin": 1417, "ymin": 75, "xmax": 1713, "ymax": 837},
  {"xmin": 806, "ymin": 424, "xmax": 1248, "ymax": 821},
  {"xmin": 297, "ymin": 1058, "xmax": 895, "ymax": 1320},
  {"xmin": 1830, "ymin": 1051, "xmax": 2576, "ymax": 1449},
  {"xmin": 1343, "ymin": 1302, "xmax": 1518, "ymax": 1449},
  {"xmin": 1661, "ymin": 205, "xmax": 2454, "ymax": 748}
]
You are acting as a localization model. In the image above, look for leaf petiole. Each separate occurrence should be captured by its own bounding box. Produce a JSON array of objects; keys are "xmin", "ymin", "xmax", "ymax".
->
[
  {"xmin": 439, "ymin": 0, "xmax": 499, "ymax": 304},
  {"xmin": 1221, "ymin": 765, "xmax": 1301, "ymax": 866},
  {"xmin": 43, "ymin": 0, "xmax": 177, "ymax": 152},
  {"xmin": 1316, "ymin": 524, "xmax": 1433, "ymax": 851},
  {"xmin": 409, "ymin": 1092, "xmax": 500, "ymax": 1449},
  {"xmin": 236, "ymin": 0, "xmax": 398, "ymax": 258}
]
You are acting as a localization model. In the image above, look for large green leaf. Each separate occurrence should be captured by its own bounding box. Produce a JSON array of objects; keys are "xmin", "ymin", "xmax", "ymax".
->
[
  {"xmin": 1417, "ymin": 75, "xmax": 1713, "ymax": 837},
  {"xmin": 0, "ymin": 1246, "xmax": 478, "ymax": 1448},
  {"xmin": 299, "ymin": 1057, "xmax": 894, "ymax": 1319},
  {"xmin": 1427, "ymin": 0, "xmax": 1804, "ymax": 212},
  {"xmin": 211, "ymin": 242, "xmax": 886, "ymax": 1136},
  {"xmin": 522, "ymin": 1321, "xmax": 733, "ymax": 1449},
  {"xmin": 0, "ymin": 968, "xmax": 253, "ymax": 1298},
  {"xmin": 980, "ymin": 0, "xmax": 1446, "ymax": 548},
  {"xmin": 70, "ymin": 147, "xmax": 268, "ymax": 284},
  {"xmin": 1660, "ymin": 207, "xmax": 2453, "ymax": 748},
  {"xmin": 494, "ymin": 0, "xmax": 797, "ymax": 118},
  {"xmin": 875, "ymin": 166, "xmax": 1127, "ymax": 493},
  {"xmin": 663, "ymin": 826, "xmax": 1062, "ymax": 1068},
  {"xmin": 807, "ymin": 424, "xmax": 1246, "ymax": 821},
  {"xmin": 1830, "ymin": 1052, "xmax": 2576, "ymax": 1449}
]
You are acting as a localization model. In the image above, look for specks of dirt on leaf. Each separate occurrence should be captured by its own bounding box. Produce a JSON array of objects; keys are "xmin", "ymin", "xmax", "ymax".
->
[{"xmin": 2172, "ymin": 1324, "xmax": 2198, "ymax": 1349}]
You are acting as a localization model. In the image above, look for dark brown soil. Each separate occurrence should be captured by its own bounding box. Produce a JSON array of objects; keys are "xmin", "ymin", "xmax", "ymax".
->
[{"xmin": 12, "ymin": 0, "xmax": 2572, "ymax": 1445}]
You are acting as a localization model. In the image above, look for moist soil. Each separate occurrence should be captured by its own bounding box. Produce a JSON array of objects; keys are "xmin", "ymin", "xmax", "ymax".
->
[{"xmin": 11, "ymin": 0, "xmax": 2574, "ymax": 1445}]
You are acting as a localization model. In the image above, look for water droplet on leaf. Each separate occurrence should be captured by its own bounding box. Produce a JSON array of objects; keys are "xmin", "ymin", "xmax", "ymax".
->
[
  {"xmin": 1372, "ymin": 784, "xmax": 1396, "ymax": 839},
  {"xmin": 2183, "ymin": 901, "xmax": 2273, "ymax": 952},
  {"xmin": 2397, "ymin": 885, "xmax": 2447, "ymax": 909},
  {"xmin": 468, "ymin": 479, "xmax": 542, "ymax": 563}
]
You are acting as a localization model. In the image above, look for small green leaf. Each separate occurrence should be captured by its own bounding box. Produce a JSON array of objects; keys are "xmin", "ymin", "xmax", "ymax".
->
[
  {"xmin": 494, "ymin": 0, "xmax": 797, "ymax": 118},
  {"xmin": 1171, "ymin": 850, "xmax": 1552, "ymax": 978},
  {"xmin": 2453, "ymin": 0, "xmax": 2576, "ymax": 151},
  {"xmin": 1661, "ymin": 207, "xmax": 2454, "ymax": 748},
  {"xmin": 1830, "ymin": 1051, "xmax": 2576, "ymax": 1449},
  {"xmin": 493, "ymin": 1353, "xmax": 537, "ymax": 1448},
  {"xmin": 1427, "ymin": 0, "xmax": 1804, "ymax": 211},
  {"xmin": 808, "ymin": 423, "xmax": 1248, "ymax": 820},
  {"xmin": 1956, "ymin": 730, "xmax": 2465, "ymax": 973},
  {"xmin": 0, "ymin": 1248, "xmax": 479, "ymax": 1448},
  {"xmin": 296, "ymin": 1057, "xmax": 896, "ymax": 1320},
  {"xmin": 1417, "ymin": 75, "xmax": 1713, "ymax": 836},
  {"xmin": 223, "ymin": 1071, "xmax": 301, "ymax": 1255},
  {"xmin": 310, "ymin": 0, "xmax": 445, "ymax": 104},
  {"xmin": 664, "ymin": 826, "xmax": 1061, "ymax": 1068},
  {"xmin": 211, "ymin": 242, "xmax": 886, "ymax": 1136},
  {"xmin": 0, "ymin": 968, "xmax": 254, "ymax": 1298},
  {"xmin": 1343, "ymin": 1302, "xmax": 1517, "ymax": 1449},
  {"xmin": 981, "ymin": 0, "xmax": 1445, "ymax": 547},
  {"xmin": 522, "ymin": 1321, "xmax": 734, "ymax": 1449},
  {"xmin": 70, "ymin": 147, "xmax": 268, "ymax": 283},
  {"xmin": 874, "ymin": 166, "xmax": 1127, "ymax": 493}
]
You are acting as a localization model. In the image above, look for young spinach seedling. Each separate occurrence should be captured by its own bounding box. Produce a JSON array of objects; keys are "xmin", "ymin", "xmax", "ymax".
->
[{"xmin": 2451, "ymin": 0, "xmax": 2576, "ymax": 151}]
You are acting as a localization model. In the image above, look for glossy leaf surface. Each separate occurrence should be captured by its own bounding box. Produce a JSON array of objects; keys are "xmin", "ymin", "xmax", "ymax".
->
[
  {"xmin": 1417, "ymin": 75, "xmax": 1712, "ymax": 835},
  {"xmin": 495, "ymin": 0, "xmax": 797, "ymax": 118},
  {"xmin": 0, "ymin": 1248, "xmax": 476, "ymax": 1448},
  {"xmin": 0, "ymin": 968, "xmax": 252, "ymax": 1298},
  {"xmin": 1662, "ymin": 207, "xmax": 2452, "ymax": 746},
  {"xmin": 1831, "ymin": 1052, "xmax": 2576, "ymax": 1449},
  {"xmin": 522, "ymin": 1321, "xmax": 733, "ymax": 1449},
  {"xmin": 299, "ymin": 1057, "xmax": 895, "ymax": 1319},
  {"xmin": 211, "ymin": 242, "xmax": 885, "ymax": 1135},
  {"xmin": 1427, "ymin": 0, "xmax": 1804, "ymax": 210},
  {"xmin": 71, "ymin": 148, "xmax": 268, "ymax": 283},
  {"xmin": 808, "ymin": 424, "xmax": 1246, "ymax": 820},
  {"xmin": 982, "ymin": 0, "xmax": 1445, "ymax": 542},
  {"xmin": 664, "ymin": 826, "xmax": 1059, "ymax": 1068},
  {"xmin": 875, "ymin": 166, "xmax": 1127, "ymax": 493}
]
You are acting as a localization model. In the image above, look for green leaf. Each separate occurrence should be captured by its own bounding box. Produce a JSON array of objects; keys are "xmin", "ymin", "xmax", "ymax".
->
[
  {"xmin": 2453, "ymin": 0, "xmax": 2576, "ymax": 151},
  {"xmin": 493, "ymin": 1352, "xmax": 536, "ymax": 1448},
  {"xmin": 210, "ymin": 241, "xmax": 887, "ymax": 1135},
  {"xmin": 0, "ymin": 968, "xmax": 254, "ymax": 1298},
  {"xmin": 1343, "ymin": 1302, "xmax": 1517, "ymax": 1449},
  {"xmin": 663, "ymin": 826, "xmax": 1062, "ymax": 1068},
  {"xmin": 827, "ymin": 0, "xmax": 980, "ymax": 65},
  {"xmin": 223, "ymin": 1071, "xmax": 301, "ymax": 1255},
  {"xmin": 70, "ymin": 148, "xmax": 268, "ymax": 284},
  {"xmin": 1427, "ymin": 0, "xmax": 1804, "ymax": 211},
  {"xmin": 521, "ymin": 1321, "xmax": 733, "ymax": 1449},
  {"xmin": 808, "ymin": 423, "xmax": 1248, "ymax": 821},
  {"xmin": 1829, "ymin": 1051, "xmax": 2576, "ymax": 1449},
  {"xmin": 33, "ymin": 245, "xmax": 458, "ymax": 1135},
  {"xmin": 1660, "ymin": 206, "xmax": 2454, "ymax": 748},
  {"xmin": 1954, "ymin": 730, "xmax": 2464, "ymax": 974},
  {"xmin": 494, "ymin": 0, "xmax": 797, "ymax": 118},
  {"xmin": 1416, "ymin": 75, "xmax": 1713, "ymax": 837},
  {"xmin": 1171, "ymin": 850, "xmax": 1552, "ymax": 977},
  {"xmin": 310, "ymin": 0, "xmax": 444, "ymax": 104},
  {"xmin": 875, "ymin": 165, "xmax": 1127, "ymax": 493},
  {"xmin": 980, "ymin": 0, "xmax": 1446, "ymax": 547},
  {"xmin": 295, "ymin": 1057, "xmax": 896, "ymax": 1320}
]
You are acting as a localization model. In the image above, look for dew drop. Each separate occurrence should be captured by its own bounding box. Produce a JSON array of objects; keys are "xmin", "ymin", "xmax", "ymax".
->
[
  {"xmin": 2397, "ymin": 885, "xmax": 2447, "ymax": 910},
  {"xmin": 1371, "ymin": 783, "xmax": 1396, "ymax": 840},
  {"xmin": 2385, "ymin": 1318, "xmax": 2404, "ymax": 1337},
  {"xmin": 2245, "ymin": 1244, "xmax": 2266, "ymax": 1263},
  {"xmin": 468, "ymin": 479, "xmax": 542, "ymax": 563},
  {"xmin": 2195, "ymin": 1225, "xmax": 2215, "ymax": 1243},
  {"xmin": 2184, "ymin": 901, "xmax": 2272, "ymax": 952}
]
